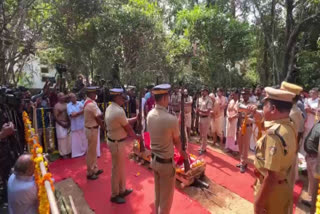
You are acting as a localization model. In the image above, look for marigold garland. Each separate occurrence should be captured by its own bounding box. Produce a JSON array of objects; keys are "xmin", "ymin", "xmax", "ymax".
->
[
  {"xmin": 23, "ymin": 111, "xmax": 55, "ymax": 214},
  {"xmin": 316, "ymin": 182, "xmax": 320, "ymax": 214}
]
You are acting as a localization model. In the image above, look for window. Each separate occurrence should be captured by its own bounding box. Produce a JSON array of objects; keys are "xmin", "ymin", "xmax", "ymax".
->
[{"xmin": 41, "ymin": 67, "xmax": 49, "ymax": 73}]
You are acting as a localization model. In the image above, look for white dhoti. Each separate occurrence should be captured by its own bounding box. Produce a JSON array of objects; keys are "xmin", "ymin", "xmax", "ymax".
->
[
  {"xmin": 56, "ymin": 122, "xmax": 71, "ymax": 156},
  {"xmin": 225, "ymin": 118, "xmax": 239, "ymax": 152},
  {"xmin": 250, "ymin": 123, "xmax": 257, "ymax": 151},
  {"xmin": 71, "ymin": 129, "xmax": 88, "ymax": 158},
  {"xmin": 212, "ymin": 115, "xmax": 224, "ymax": 138}
]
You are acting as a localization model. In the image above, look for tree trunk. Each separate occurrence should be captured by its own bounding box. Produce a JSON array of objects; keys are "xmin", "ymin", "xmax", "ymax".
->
[
  {"xmin": 261, "ymin": 37, "xmax": 269, "ymax": 86},
  {"xmin": 0, "ymin": 40, "xmax": 6, "ymax": 85},
  {"xmin": 283, "ymin": 0, "xmax": 295, "ymax": 81},
  {"xmin": 230, "ymin": 0, "xmax": 236, "ymax": 17},
  {"xmin": 270, "ymin": 0, "xmax": 279, "ymax": 84}
]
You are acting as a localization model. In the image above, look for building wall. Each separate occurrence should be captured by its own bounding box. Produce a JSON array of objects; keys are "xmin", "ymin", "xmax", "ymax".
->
[{"xmin": 22, "ymin": 57, "xmax": 56, "ymax": 89}]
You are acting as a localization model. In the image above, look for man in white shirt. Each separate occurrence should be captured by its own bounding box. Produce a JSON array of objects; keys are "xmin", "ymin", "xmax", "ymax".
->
[
  {"xmin": 249, "ymin": 88, "xmax": 257, "ymax": 104},
  {"xmin": 67, "ymin": 93, "xmax": 88, "ymax": 158},
  {"xmin": 8, "ymin": 154, "xmax": 38, "ymax": 214},
  {"xmin": 304, "ymin": 88, "xmax": 320, "ymax": 149}
]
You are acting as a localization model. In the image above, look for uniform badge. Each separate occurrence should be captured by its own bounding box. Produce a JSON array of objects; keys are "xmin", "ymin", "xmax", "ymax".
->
[{"xmin": 269, "ymin": 146, "xmax": 277, "ymax": 156}]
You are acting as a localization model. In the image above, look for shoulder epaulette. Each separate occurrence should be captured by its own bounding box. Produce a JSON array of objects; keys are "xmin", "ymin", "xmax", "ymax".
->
[{"xmin": 267, "ymin": 124, "xmax": 288, "ymax": 155}]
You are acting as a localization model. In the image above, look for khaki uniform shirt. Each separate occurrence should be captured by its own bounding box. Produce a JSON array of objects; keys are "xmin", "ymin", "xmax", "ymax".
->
[
  {"xmin": 147, "ymin": 104, "xmax": 180, "ymax": 159},
  {"xmin": 254, "ymin": 118, "xmax": 296, "ymax": 182},
  {"xmin": 105, "ymin": 102, "xmax": 128, "ymax": 140},
  {"xmin": 290, "ymin": 104, "xmax": 304, "ymax": 134},
  {"xmin": 238, "ymin": 101, "xmax": 253, "ymax": 126},
  {"xmin": 198, "ymin": 96, "xmax": 213, "ymax": 116},
  {"xmin": 84, "ymin": 98, "xmax": 101, "ymax": 128},
  {"xmin": 170, "ymin": 93, "xmax": 181, "ymax": 112}
]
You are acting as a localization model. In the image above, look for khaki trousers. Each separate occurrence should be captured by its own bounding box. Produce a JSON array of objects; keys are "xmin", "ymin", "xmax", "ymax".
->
[
  {"xmin": 85, "ymin": 128, "xmax": 98, "ymax": 176},
  {"xmin": 238, "ymin": 126, "xmax": 252, "ymax": 165},
  {"xmin": 151, "ymin": 158, "xmax": 175, "ymax": 214},
  {"xmin": 199, "ymin": 117, "xmax": 210, "ymax": 151},
  {"xmin": 107, "ymin": 140, "xmax": 127, "ymax": 197},
  {"xmin": 255, "ymin": 178, "xmax": 290, "ymax": 214},
  {"xmin": 287, "ymin": 156, "xmax": 298, "ymax": 214}
]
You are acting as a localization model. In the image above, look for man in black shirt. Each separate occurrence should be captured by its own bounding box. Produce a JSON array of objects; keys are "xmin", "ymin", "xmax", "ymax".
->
[
  {"xmin": 0, "ymin": 120, "xmax": 15, "ymax": 205},
  {"xmin": 128, "ymin": 87, "xmax": 137, "ymax": 118},
  {"xmin": 303, "ymin": 121, "xmax": 320, "ymax": 207}
]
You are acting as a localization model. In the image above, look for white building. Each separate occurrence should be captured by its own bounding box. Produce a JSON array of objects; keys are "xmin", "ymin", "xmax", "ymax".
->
[{"xmin": 22, "ymin": 57, "xmax": 56, "ymax": 89}]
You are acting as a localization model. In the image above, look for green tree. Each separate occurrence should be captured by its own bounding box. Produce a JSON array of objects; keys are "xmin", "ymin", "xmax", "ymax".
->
[
  {"xmin": 0, "ymin": 0, "xmax": 50, "ymax": 85},
  {"xmin": 174, "ymin": 6, "xmax": 251, "ymax": 87}
]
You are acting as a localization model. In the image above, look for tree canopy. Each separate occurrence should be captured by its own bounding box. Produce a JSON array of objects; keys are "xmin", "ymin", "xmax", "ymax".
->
[{"xmin": 0, "ymin": 0, "xmax": 319, "ymax": 90}]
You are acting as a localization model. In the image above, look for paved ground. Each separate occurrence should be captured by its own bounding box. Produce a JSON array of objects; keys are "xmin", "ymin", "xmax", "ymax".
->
[{"xmin": 55, "ymin": 178, "xmax": 94, "ymax": 214}]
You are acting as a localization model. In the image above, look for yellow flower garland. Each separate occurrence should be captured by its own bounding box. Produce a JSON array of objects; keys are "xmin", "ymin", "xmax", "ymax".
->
[
  {"xmin": 23, "ymin": 111, "xmax": 54, "ymax": 214},
  {"xmin": 316, "ymin": 182, "xmax": 320, "ymax": 214}
]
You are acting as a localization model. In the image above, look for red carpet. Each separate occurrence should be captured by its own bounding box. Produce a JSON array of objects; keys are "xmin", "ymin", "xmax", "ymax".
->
[
  {"xmin": 187, "ymin": 143, "xmax": 303, "ymax": 206},
  {"xmin": 50, "ymin": 142, "xmax": 303, "ymax": 213},
  {"xmin": 49, "ymin": 144, "xmax": 210, "ymax": 214}
]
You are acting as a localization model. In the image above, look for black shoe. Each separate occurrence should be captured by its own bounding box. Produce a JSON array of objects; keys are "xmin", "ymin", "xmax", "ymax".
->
[
  {"xmin": 110, "ymin": 196, "xmax": 126, "ymax": 204},
  {"xmin": 240, "ymin": 164, "xmax": 247, "ymax": 173},
  {"xmin": 119, "ymin": 189, "xmax": 133, "ymax": 197},
  {"xmin": 87, "ymin": 174, "xmax": 99, "ymax": 180},
  {"xmin": 301, "ymin": 199, "xmax": 311, "ymax": 207},
  {"xmin": 95, "ymin": 169, "xmax": 104, "ymax": 176},
  {"xmin": 224, "ymin": 148, "xmax": 231, "ymax": 153},
  {"xmin": 236, "ymin": 163, "xmax": 242, "ymax": 168}
]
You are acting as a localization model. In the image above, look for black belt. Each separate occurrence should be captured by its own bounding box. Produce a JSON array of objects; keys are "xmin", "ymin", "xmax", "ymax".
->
[
  {"xmin": 151, "ymin": 153, "xmax": 172, "ymax": 163},
  {"xmin": 107, "ymin": 137, "xmax": 126, "ymax": 143},
  {"xmin": 200, "ymin": 115, "xmax": 209, "ymax": 118},
  {"xmin": 246, "ymin": 124, "xmax": 253, "ymax": 127},
  {"xmin": 85, "ymin": 126, "xmax": 99, "ymax": 129}
]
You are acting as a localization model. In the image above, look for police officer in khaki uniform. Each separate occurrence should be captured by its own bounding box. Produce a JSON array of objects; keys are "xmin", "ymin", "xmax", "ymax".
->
[
  {"xmin": 147, "ymin": 84, "xmax": 188, "ymax": 214},
  {"xmin": 280, "ymin": 81, "xmax": 304, "ymax": 214},
  {"xmin": 237, "ymin": 89, "xmax": 253, "ymax": 173},
  {"xmin": 280, "ymin": 82, "xmax": 304, "ymax": 142},
  {"xmin": 197, "ymin": 87, "xmax": 213, "ymax": 155},
  {"xmin": 105, "ymin": 88, "xmax": 140, "ymax": 204},
  {"xmin": 84, "ymin": 87, "xmax": 104, "ymax": 180},
  {"xmin": 249, "ymin": 87, "xmax": 296, "ymax": 214},
  {"xmin": 170, "ymin": 86, "xmax": 181, "ymax": 117}
]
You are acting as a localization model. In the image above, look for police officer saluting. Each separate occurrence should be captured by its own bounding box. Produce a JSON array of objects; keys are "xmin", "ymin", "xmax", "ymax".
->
[
  {"xmin": 248, "ymin": 87, "xmax": 296, "ymax": 214},
  {"xmin": 105, "ymin": 88, "xmax": 141, "ymax": 204},
  {"xmin": 147, "ymin": 84, "xmax": 188, "ymax": 214},
  {"xmin": 84, "ymin": 86, "xmax": 104, "ymax": 180}
]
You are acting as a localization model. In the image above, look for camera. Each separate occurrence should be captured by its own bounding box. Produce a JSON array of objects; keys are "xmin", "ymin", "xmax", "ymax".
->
[{"xmin": 55, "ymin": 64, "xmax": 67, "ymax": 74}]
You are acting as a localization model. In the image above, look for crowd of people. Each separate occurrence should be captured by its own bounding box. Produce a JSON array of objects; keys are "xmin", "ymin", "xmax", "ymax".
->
[{"xmin": 2, "ymin": 76, "xmax": 320, "ymax": 214}]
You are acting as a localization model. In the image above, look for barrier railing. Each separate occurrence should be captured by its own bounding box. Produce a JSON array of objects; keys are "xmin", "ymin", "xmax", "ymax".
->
[{"xmin": 23, "ymin": 111, "xmax": 59, "ymax": 214}]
